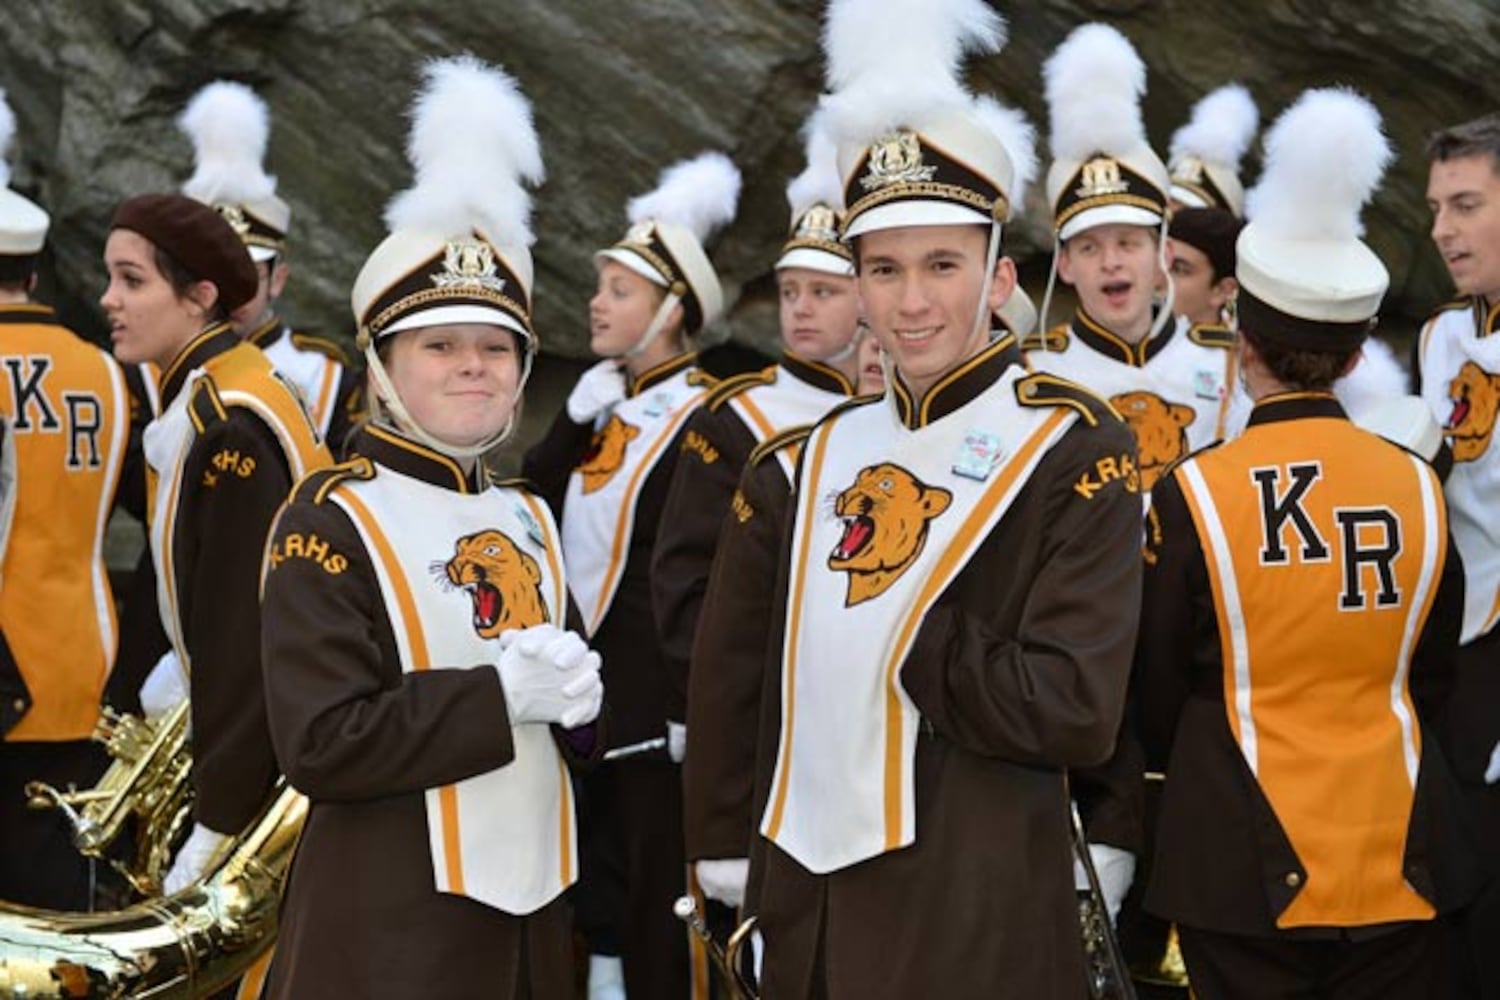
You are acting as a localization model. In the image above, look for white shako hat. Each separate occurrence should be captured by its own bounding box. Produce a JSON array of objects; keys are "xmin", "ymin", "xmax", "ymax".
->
[
  {"xmin": 595, "ymin": 152, "xmax": 740, "ymax": 335},
  {"xmin": 820, "ymin": 0, "xmax": 1020, "ymax": 242},
  {"xmin": 1235, "ymin": 88, "xmax": 1392, "ymax": 351},
  {"xmin": 0, "ymin": 91, "xmax": 48, "ymax": 256},
  {"xmin": 179, "ymin": 81, "xmax": 291, "ymax": 263},
  {"xmin": 1043, "ymin": 24, "xmax": 1170, "ymax": 243},
  {"xmin": 351, "ymin": 55, "xmax": 543, "ymax": 355},
  {"xmin": 1169, "ymin": 84, "xmax": 1260, "ymax": 218},
  {"xmin": 777, "ymin": 120, "xmax": 853, "ymax": 277}
]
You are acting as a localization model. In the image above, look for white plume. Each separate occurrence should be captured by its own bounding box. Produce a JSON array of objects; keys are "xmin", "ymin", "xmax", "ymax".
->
[
  {"xmin": 1333, "ymin": 337, "xmax": 1408, "ymax": 418},
  {"xmin": 972, "ymin": 94, "xmax": 1038, "ymax": 211},
  {"xmin": 1044, "ymin": 23, "xmax": 1148, "ymax": 162},
  {"xmin": 0, "ymin": 90, "xmax": 14, "ymax": 189},
  {"xmin": 1170, "ymin": 84, "xmax": 1259, "ymax": 170},
  {"xmin": 386, "ymin": 55, "xmax": 545, "ymax": 247},
  {"xmin": 786, "ymin": 114, "xmax": 844, "ymax": 215},
  {"xmin": 818, "ymin": 0, "xmax": 1005, "ymax": 146},
  {"xmin": 627, "ymin": 151, "xmax": 741, "ymax": 243},
  {"xmin": 178, "ymin": 80, "xmax": 277, "ymax": 205},
  {"xmin": 1244, "ymin": 87, "xmax": 1391, "ymax": 241}
]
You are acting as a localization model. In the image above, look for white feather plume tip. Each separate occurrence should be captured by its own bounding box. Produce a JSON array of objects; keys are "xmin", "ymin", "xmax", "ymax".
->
[
  {"xmin": 385, "ymin": 55, "xmax": 545, "ymax": 247},
  {"xmin": 1044, "ymin": 23, "xmax": 1148, "ymax": 162},
  {"xmin": 972, "ymin": 95, "xmax": 1037, "ymax": 210},
  {"xmin": 627, "ymin": 152, "xmax": 741, "ymax": 243},
  {"xmin": 178, "ymin": 81, "xmax": 277, "ymax": 205},
  {"xmin": 1170, "ymin": 84, "xmax": 1259, "ymax": 170},
  {"xmin": 0, "ymin": 90, "xmax": 14, "ymax": 189},
  {"xmin": 786, "ymin": 115, "xmax": 843, "ymax": 215},
  {"xmin": 820, "ymin": 0, "xmax": 1005, "ymax": 146},
  {"xmin": 1245, "ymin": 88, "xmax": 1391, "ymax": 241}
]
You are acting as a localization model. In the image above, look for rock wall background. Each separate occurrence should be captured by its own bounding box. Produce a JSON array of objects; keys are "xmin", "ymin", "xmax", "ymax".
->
[{"xmin": 2, "ymin": 0, "xmax": 1495, "ymax": 375}]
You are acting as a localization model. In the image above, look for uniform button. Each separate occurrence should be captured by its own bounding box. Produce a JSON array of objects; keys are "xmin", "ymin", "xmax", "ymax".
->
[
  {"xmin": 1023, "ymin": 383, "xmax": 1037, "ymax": 398},
  {"xmin": 1284, "ymin": 872, "xmax": 1302, "ymax": 888},
  {"xmin": 11, "ymin": 698, "xmax": 23, "ymax": 713}
]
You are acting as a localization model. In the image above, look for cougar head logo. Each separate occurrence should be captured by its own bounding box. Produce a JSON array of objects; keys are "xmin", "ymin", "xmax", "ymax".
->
[
  {"xmin": 1111, "ymin": 391, "xmax": 1194, "ymax": 491},
  {"xmin": 828, "ymin": 463, "xmax": 952, "ymax": 607},
  {"xmin": 1446, "ymin": 360, "xmax": 1500, "ymax": 462},
  {"xmin": 443, "ymin": 529, "xmax": 548, "ymax": 639},
  {"xmin": 577, "ymin": 414, "xmax": 640, "ymax": 494}
]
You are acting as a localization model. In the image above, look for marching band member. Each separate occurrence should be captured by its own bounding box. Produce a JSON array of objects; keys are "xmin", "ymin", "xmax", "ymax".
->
[
  {"xmin": 1419, "ymin": 109, "xmax": 1500, "ymax": 999},
  {"xmin": 260, "ymin": 57, "xmax": 602, "ymax": 998},
  {"xmin": 748, "ymin": 1, "xmax": 1142, "ymax": 994},
  {"xmin": 178, "ymin": 80, "xmax": 363, "ymax": 455},
  {"xmin": 523, "ymin": 151, "xmax": 739, "ymax": 999},
  {"xmin": 1168, "ymin": 206, "xmax": 1244, "ymax": 329},
  {"xmin": 1138, "ymin": 88, "xmax": 1478, "ymax": 999},
  {"xmin": 0, "ymin": 89, "xmax": 136, "ymax": 910},
  {"xmin": 102, "ymin": 190, "xmax": 330, "ymax": 892},
  {"xmin": 1167, "ymin": 84, "xmax": 1259, "ymax": 218}
]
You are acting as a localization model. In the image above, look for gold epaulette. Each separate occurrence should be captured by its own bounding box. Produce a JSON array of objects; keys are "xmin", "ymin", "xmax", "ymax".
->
[
  {"xmin": 1431, "ymin": 296, "xmax": 1473, "ymax": 318},
  {"xmin": 1022, "ymin": 324, "xmax": 1070, "ymax": 354},
  {"xmin": 296, "ymin": 456, "xmax": 377, "ymax": 505},
  {"xmin": 705, "ymin": 366, "xmax": 777, "ymax": 411},
  {"xmin": 686, "ymin": 368, "xmax": 719, "ymax": 390},
  {"xmin": 1015, "ymin": 372, "xmax": 1121, "ymax": 428},
  {"xmin": 1187, "ymin": 324, "xmax": 1235, "ymax": 349},
  {"xmin": 289, "ymin": 331, "xmax": 353, "ymax": 366},
  {"xmin": 748, "ymin": 424, "xmax": 814, "ymax": 468},
  {"xmin": 187, "ymin": 376, "xmax": 228, "ymax": 434}
]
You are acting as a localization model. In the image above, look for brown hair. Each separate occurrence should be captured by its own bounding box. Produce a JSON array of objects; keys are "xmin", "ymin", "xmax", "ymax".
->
[
  {"xmin": 1426, "ymin": 113, "xmax": 1500, "ymax": 169},
  {"xmin": 1241, "ymin": 326, "xmax": 1357, "ymax": 392}
]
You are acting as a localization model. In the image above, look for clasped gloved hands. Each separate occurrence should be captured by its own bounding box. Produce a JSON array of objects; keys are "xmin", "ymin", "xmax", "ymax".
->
[{"xmin": 496, "ymin": 624, "xmax": 603, "ymax": 728}]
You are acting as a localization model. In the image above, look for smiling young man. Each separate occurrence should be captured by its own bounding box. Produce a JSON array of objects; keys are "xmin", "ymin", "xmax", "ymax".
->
[
  {"xmin": 745, "ymin": 8, "xmax": 1142, "ymax": 995},
  {"xmin": 1416, "ymin": 110, "xmax": 1500, "ymax": 999}
]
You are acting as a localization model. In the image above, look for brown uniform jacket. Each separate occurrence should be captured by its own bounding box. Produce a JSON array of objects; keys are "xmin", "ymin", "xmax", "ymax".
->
[
  {"xmin": 262, "ymin": 426, "xmax": 595, "ymax": 999},
  {"xmin": 245, "ymin": 316, "xmax": 364, "ymax": 458},
  {"xmin": 1136, "ymin": 394, "xmax": 1480, "ymax": 938},
  {"xmin": 750, "ymin": 341, "xmax": 1143, "ymax": 999}
]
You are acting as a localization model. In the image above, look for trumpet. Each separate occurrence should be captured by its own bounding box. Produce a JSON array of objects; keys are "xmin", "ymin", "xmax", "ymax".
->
[
  {"xmin": 674, "ymin": 894, "xmax": 758, "ymax": 1000},
  {"xmin": 1070, "ymin": 799, "xmax": 1137, "ymax": 1000},
  {"xmin": 25, "ymin": 700, "xmax": 193, "ymax": 895}
]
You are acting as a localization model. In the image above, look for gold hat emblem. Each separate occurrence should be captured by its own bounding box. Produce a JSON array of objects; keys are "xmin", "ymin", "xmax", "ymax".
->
[
  {"xmin": 623, "ymin": 220, "xmax": 656, "ymax": 245},
  {"xmin": 794, "ymin": 203, "xmax": 840, "ymax": 242},
  {"xmin": 860, "ymin": 131, "xmax": 937, "ymax": 192},
  {"xmin": 1171, "ymin": 154, "xmax": 1207, "ymax": 185},
  {"xmin": 433, "ymin": 239, "xmax": 507, "ymax": 293},
  {"xmin": 1075, "ymin": 156, "xmax": 1130, "ymax": 200},
  {"xmin": 216, "ymin": 203, "xmax": 251, "ymax": 239}
]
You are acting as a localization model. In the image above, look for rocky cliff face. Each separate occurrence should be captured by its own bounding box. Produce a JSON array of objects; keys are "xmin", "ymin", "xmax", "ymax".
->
[{"xmin": 3, "ymin": 0, "xmax": 1494, "ymax": 362}]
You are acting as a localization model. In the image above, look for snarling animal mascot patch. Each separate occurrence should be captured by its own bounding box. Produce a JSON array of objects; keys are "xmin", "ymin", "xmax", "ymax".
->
[
  {"xmin": 444, "ymin": 529, "xmax": 548, "ymax": 638},
  {"xmin": 1446, "ymin": 360, "xmax": 1500, "ymax": 462},
  {"xmin": 827, "ymin": 462, "xmax": 952, "ymax": 607},
  {"xmin": 576, "ymin": 414, "xmax": 640, "ymax": 493},
  {"xmin": 1111, "ymin": 390, "xmax": 1194, "ymax": 491}
]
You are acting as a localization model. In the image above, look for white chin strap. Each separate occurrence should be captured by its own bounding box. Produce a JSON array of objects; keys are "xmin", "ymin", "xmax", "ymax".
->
[
  {"xmin": 973, "ymin": 221, "xmax": 1003, "ymax": 342},
  {"xmin": 622, "ymin": 290, "xmax": 683, "ymax": 359},
  {"xmin": 1149, "ymin": 215, "xmax": 1176, "ymax": 340},
  {"xmin": 1038, "ymin": 248, "xmax": 1062, "ymax": 347},
  {"xmin": 363, "ymin": 343, "xmax": 532, "ymax": 462},
  {"xmin": 817, "ymin": 337, "xmax": 859, "ymax": 367}
]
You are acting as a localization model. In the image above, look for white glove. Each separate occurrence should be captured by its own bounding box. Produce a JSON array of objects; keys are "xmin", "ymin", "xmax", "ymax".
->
[
  {"xmin": 162, "ymin": 822, "xmax": 229, "ymax": 895},
  {"xmin": 1486, "ymin": 740, "xmax": 1500, "ymax": 785},
  {"xmin": 667, "ymin": 720, "xmax": 687, "ymax": 764},
  {"xmin": 140, "ymin": 650, "xmax": 187, "ymax": 721},
  {"xmin": 496, "ymin": 624, "xmax": 604, "ymax": 727},
  {"xmin": 696, "ymin": 857, "xmax": 749, "ymax": 909},
  {"xmin": 567, "ymin": 360, "xmax": 627, "ymax": 424},
  {"xmin": 586, "ymin": 953, "xmax": 625, "ymax": 1000},
  {"xmin": 1073, "ymin": 843, "xmax": 1136, "ymax": 925}
]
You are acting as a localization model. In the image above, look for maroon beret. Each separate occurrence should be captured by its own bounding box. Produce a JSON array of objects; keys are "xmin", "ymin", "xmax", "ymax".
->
[{"xmin": 111, "ymin": 193, "xmax": 259, "ymax": 312}]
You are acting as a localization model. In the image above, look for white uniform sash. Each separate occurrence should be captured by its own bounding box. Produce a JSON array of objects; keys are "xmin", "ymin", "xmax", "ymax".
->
[
  {"xmin": 263, "ymin": 332, "xmax": 340, "ymax": 438},
  {"xmin": 761, "ymin": 367, "xmax": 1078, "ymax": 873},
  {"xmin": 562, "ymin": 367, "xmax": 708, "ymax": 635},
  {"xmin": 331, "ymin": 467, "xmax": 577, "ymax": 915},
  {"xmin": 1419, "ymin": 304, "xmax": 1500, "ymax": 641},
  {"xmin": 727, "ymin": 368, "xmax": 849, "ymax": 481}
]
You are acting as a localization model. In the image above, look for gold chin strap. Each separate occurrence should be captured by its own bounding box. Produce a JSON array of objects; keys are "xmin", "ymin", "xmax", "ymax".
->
[{"xmin": 362, "ymin": 341, "xmax": 531, "ymax": 460}]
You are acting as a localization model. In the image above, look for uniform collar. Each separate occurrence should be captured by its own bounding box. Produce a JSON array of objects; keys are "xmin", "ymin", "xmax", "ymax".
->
[
  {"xmin": 1072, "ymin": 307, "xmax": 1175, "ymax": 367},
  {"xmin": 780, "ymin": 351, "xmax": 857, "ymax": 396},
  {"xmin": 0, "ymin": 302, "xmax": 57, "ymax": 325},
  {"xmin": 625, "ymin": 351, "xmax": 697, "ymax": 398},
  {"xmin": 352, "ymin": 422, "xmax": 485, "ymax": 494},
  {"xmin": 245, "ymin": 315, "xmax": 286, "ymax": 349},
  {"xmin": 1472, "ymin": 296, "xmax": 1500, "ymax": 339},
  {"xmin": 889, "ymin": 332, "xmax": 1022, "ymax": 430},
  {"xmin": 1247, "ymin": 390, "xmax": 1346, "ymax": 428},
  {"xmin": 160, "ymin": 323, "xmax": 239, "ymax": 407}
]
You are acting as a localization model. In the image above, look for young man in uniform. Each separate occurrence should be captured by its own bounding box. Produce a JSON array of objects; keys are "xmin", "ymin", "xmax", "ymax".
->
[
  {"xmin": 1168, "ymin": 207, "xmax": 1244, "ymax": 329},
  {"xmin": 1139, "ymin": 88, "xmax": 1478, "ymax": 999},
  {"xmin": 747, "ymin": 4, "xmax": 1142, "ymax": 995},
  {"xmin": 179, "ymin": 81, "xmax": 363, "ymax": 455},
  {"xmin": 0, "ymin": 92, "xmax": 139, "ymax": 910},
  {"xmin": 1419, "ymin": 109, "xmax": 1500, "ymax": 998}
]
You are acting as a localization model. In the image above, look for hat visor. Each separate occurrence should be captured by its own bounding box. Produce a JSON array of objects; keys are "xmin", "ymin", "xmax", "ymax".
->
[
  {"xmin": 594, "ymin": 247, "xmax": 670, "ymax": 287},
  {"xmin": 1058, "ymin": 204, "xmax": 1163, "ymax": 243},
  {"xmin": 775, "ymin": 247, "xmax": 854, "ymax": 277},
  {"xmin": 247, "ymin": 245, "xmax": 280, "ymax": 263},
  {"xmin": 844, "ymin": 201, "xmax": 993, "ymax": 241},
  {"xmin": 380, "ymin": 303, "xmax": 531, "ymax": 344},
  {"xmin": 1169, "ymin": 185, "xmax": 1212, "ymax": 210}
]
